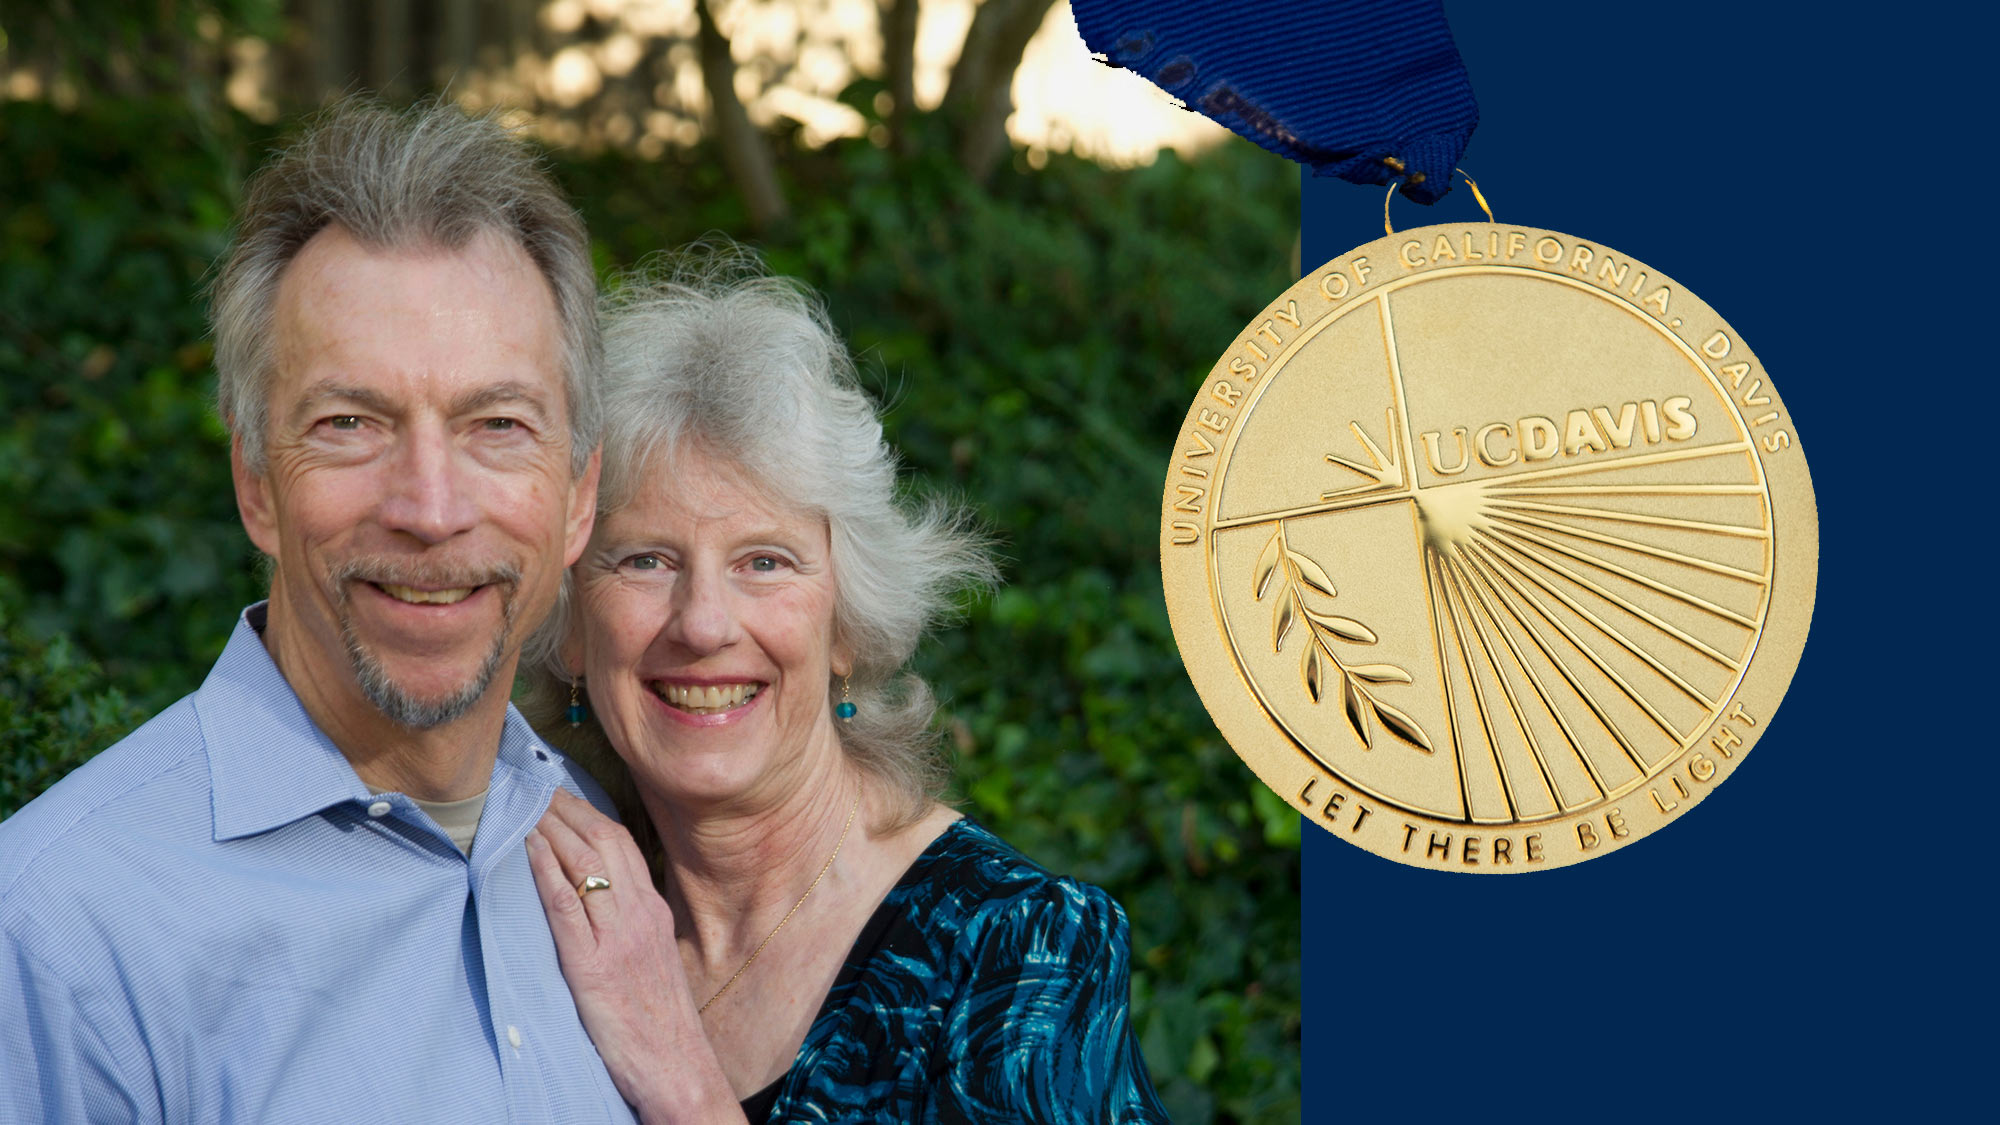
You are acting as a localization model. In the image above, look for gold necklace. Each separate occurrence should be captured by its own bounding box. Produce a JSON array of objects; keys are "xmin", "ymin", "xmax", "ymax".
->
[{"xmin": 699, "ymin": 791, "xmax": 861, "ymax": 1014}]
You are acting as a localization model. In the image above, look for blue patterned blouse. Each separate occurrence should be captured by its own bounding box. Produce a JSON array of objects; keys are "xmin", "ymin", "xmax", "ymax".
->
[{"xmin": 741, "ymin": 817, "xmax": 1169, "ymax": 1123}]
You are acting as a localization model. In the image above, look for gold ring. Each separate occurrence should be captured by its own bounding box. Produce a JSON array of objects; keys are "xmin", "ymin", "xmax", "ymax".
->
[{"xmin": 576, "ymin": 874, "xmax": 612, "ymax": 897}]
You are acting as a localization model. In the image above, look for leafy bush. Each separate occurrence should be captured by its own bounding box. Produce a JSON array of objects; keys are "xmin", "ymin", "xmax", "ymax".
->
[
  {"xmin": 0, "ymin": 98, "xmax": 271, "ymax": 704},
  {"xmin": 0, "ymin": 578, "xmax": 150, "ymax": 814},
  {"xmin": 1, "ymin": 96, "xmax": 1301, "ymax": 1121}
]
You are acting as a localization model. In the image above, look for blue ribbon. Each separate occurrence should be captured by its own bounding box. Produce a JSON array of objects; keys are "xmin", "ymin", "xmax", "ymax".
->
[{"xmin": 1071, "ymin": 0, "xmax": 1477, "ymax": 204}]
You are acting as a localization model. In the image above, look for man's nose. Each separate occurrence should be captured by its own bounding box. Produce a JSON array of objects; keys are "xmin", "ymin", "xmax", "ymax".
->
[{"xmin": 376, "ymin": 422, "xmax": 479, "ymax": 544}]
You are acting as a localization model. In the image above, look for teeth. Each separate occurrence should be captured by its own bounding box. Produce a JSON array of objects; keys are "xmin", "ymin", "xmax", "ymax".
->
[
  {"xmin": 379, "ymin": 583, "xmax": 476, "ymax": 605},
  {"xmin": 654, "ymin": 682, "xmax": 760, "ymax": 713}
]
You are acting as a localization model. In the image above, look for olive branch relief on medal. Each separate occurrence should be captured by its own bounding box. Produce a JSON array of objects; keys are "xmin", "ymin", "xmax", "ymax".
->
[{"xmin": 1254, "ymin": 524, "xmax": 1434, "ymax": 754}]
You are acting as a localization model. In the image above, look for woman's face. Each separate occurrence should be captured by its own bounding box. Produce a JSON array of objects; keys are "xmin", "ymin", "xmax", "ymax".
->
[{"xmin": 571, "ymin": 450, "xmax": 846, "ymax": 806}]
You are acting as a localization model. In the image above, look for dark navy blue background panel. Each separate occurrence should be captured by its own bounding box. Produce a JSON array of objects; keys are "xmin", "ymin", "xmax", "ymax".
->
[{"xmin": 1299, "ymin": 4, "xmax": 1979, "ymax": 1120}]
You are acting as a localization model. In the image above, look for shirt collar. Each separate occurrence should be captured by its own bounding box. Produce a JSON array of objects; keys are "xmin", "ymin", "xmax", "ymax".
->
[
  {"xmin": 200, "ymin": 603, "xmax": 571, "ymax": 841},
  {"xmin": 493, "ymin": 693, "xmax": 570, "ymax": 783}
]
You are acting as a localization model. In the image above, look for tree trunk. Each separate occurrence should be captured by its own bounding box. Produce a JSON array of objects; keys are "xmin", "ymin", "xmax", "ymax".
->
[
  {"xmin": 952, "ymin": 0, "xmax": 1057, "ymax": 182},
  {"xmin": 505, "ymin": 0, "xmax": 539, "ymax": 58},
  {"xmin": 301, "ymin": 0, "xmax": 350, "ymax": 105},
  {"xmin": 881, "ymin": 0, "xmax": 919, "ymax": 150},
  {"xmin": 942, "ymin": 0, "xmax": 1002, "ymax": 113},
  {"xmin": 695, "ymin": 0, "xmax": 788, "ymax": 232},
  {"xmin": 437, "ymin": 0, "xmax": 476, "ymax": 92},
  {"xmin": 367, "ymin": 0, "xmax": 406, "ymax": 98}
]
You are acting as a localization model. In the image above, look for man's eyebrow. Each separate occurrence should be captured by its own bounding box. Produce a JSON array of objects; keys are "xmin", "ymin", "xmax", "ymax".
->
[
  {"xmin": 283, "ymin": 381, "xmax": 556, "ymax": 425},
  {"xmin": 288, "ymin": 381, "xmax": 395, "ymax": 423},
  {"xmin": 451, "ymin": 382, "xmax": 556, "ymax": 423}
]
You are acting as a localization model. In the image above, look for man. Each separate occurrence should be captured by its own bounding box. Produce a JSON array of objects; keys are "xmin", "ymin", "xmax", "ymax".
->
[{"xmin": 0, "ymin": 101, "xmax": 633, "ymax": 1121}]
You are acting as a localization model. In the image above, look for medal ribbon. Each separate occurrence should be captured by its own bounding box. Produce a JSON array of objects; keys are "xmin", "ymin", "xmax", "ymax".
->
[{"xmin": 1071, "ymin": 0, "xmax": 1477, "ymax": 204}]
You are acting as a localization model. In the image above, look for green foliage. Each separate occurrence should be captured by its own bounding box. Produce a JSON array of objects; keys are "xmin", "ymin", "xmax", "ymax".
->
[
  {"xmin": 0, "ymin": 98, "xmax": 271, "ymax": 704},
  {"xmin": 0, "ymin": 578, "xmax": 150, "ymax": 815},
  {"xmin": 0, "ymin": 0, "xmax": 285, "ymax": 102},
  {"xmin": 2, "ymin": 94, "xmax": 1301, "ymax": 1121}
]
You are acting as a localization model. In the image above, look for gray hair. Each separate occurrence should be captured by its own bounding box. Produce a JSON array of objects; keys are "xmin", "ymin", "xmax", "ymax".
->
[
  {"xmin": 211, "ymin": 96, "xmax": 601, "ymax": 476},
  {"xmin": 523, "ymin": 248, "xmax": 995, "ymax": 832}
]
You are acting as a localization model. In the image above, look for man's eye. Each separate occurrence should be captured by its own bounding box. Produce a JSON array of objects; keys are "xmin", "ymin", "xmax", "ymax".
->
[
  {"xmin": 483, "ymin": 417, "xmax": 519, "ymax": 432},
  {"xmin": 328, "ymin": 415, "xmax": 362, "ymax": 431}
]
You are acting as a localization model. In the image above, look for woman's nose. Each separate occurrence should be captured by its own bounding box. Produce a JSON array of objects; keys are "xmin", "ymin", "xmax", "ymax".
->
[{"xmin": 664, "ymin": 566, "xmax": 737, "ymax": 654}]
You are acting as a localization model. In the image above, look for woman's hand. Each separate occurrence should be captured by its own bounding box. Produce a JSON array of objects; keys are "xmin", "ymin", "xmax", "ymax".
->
[{"xmin": 527, "ymin": 789, "xmax": 746, "ymax": 1124}]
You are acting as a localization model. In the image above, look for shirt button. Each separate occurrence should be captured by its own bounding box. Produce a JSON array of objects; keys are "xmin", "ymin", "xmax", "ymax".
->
[
  {"xmin": 507, "ymin": 1025, "xmax": 523, "ymax": 1048},
  {"xmin": 367, "ymin": 800, "xmax": 392, "ymax": 818}
]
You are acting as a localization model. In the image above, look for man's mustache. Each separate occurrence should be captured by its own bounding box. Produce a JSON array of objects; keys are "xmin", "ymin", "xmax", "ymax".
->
[{"xmin": 329, "ymin": 557, "xmax": 525, "ymax": 596}]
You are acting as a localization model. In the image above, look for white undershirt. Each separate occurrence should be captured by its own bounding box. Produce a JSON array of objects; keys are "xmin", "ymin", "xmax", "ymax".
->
[{"xmin": 396, "ymin": 789, "xmax": 489, "ymax": 855}]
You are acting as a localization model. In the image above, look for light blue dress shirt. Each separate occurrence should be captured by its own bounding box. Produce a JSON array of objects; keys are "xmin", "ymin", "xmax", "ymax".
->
[{"xmin": 0, "ymin": 604, "xmax": 636, "ymax": 1123}]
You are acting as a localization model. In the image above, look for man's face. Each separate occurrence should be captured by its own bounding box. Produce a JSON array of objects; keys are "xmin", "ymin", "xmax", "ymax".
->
[{"xmin": 235, "ymin": 225, "xmax": 596, "ymax": 730}]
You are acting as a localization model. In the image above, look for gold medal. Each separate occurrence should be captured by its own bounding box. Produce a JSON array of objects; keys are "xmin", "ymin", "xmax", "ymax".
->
[{"xmin": 1161, "ymin": 222, "xmax": 1817, "ymax": 871}]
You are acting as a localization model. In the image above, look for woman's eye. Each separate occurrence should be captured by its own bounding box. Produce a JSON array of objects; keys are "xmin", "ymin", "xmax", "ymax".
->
[
  {"xmin": 627, "ymin": 555, "xmax": 661, "ymax": 570},
  {"xmin": 748, "ymin": 556, "xmax": 780, "ymax": 572}
]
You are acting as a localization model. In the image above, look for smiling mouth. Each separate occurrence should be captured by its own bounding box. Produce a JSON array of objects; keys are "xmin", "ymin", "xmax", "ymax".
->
[
  {"xmin": 653, "ymin": 682, "xmax": 761, "ymax": 714},
  {"xmin": 375, "ymin": 582, "xmax": 479, "ymax": 605}
]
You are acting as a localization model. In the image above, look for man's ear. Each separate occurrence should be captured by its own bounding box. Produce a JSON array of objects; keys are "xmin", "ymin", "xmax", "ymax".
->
[
  {"xmin": 563, "ymin": 445, "xmax": 602, "ymax": 567},
  {"xmin": 231, "ymin": 432, "xmax": 281, "ymax": 558},
  {"xmin": 558, "ymin": 626, "xmax": 585, "ymax": 680}
]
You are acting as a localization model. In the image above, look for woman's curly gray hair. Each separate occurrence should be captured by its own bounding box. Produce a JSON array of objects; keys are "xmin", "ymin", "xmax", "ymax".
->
[{"xmin": 522, "ymin": 247, "xmax": 995, "ymax": 834}]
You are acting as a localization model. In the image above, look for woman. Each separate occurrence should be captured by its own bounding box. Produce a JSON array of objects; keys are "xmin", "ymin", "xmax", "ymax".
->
[{"xmin": 520, "ymin": 254, "xmax": 1168, "ymax": 1123}]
